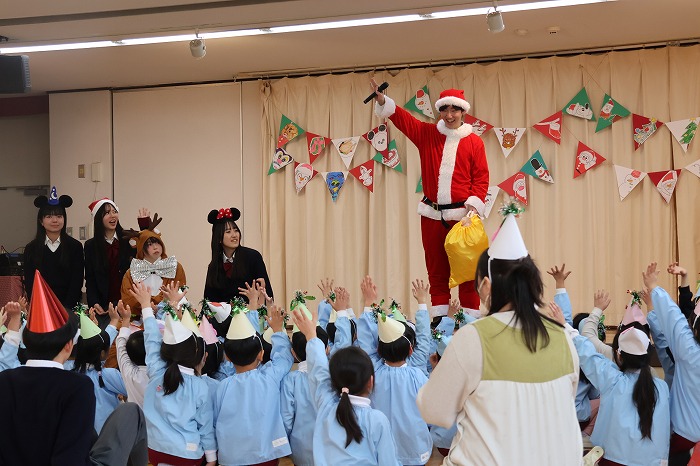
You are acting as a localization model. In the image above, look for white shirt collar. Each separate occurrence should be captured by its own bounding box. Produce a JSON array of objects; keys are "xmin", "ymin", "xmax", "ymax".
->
[
  {"xmin": 222, "ymin": 252, "xmax": 235, "ymax": 263},
  {"xmin": 348, "ymin": 394, "xmax": 371, "ymax": 408},
  {"xmin": 105, "ymin": 235, "xmax": 116, "ymax": 244},
  {"xmin": 26, "ymin": 360, "xmax": 65, "ymax": 370},
  {"xmin": 297, "ymin": 361, "xmax": 308, "ymax": 373},
  {"xmin": 45, "ymin": 236, "xmax": 61, "ymax": 252},
  {"xmin": 178, "ymin": 365, "xmax": 195, "ymax": 376}
]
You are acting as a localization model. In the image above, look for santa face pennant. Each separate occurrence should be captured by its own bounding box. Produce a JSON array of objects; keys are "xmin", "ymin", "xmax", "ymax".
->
[
  {"xmin": 647, "ymin": 170, "xmax": 681, "ymax": 203},
  {"xmin": 563, "ymin": 88, "xmax": 595, "ymax": 121},
  {"xmin": 632, "ymin": 114, "xmax": 664, "ymax": 150},
  {"xmin": 277, "ymin": 115, "xmax": 305, "ymax": 148},
  {"xmin": 494, "ymin": 128, "xmax": 526, "ymax": 158},
  {"xmin": 332, "ymin": 136, "xmax": 361, "ymax": 169},
  {"xmin": 498, "ymin": 172, "xmax": 528, "ymax": 205},
  {"xmin": 684, "ymin": 159, "xmax": 700, "ymax": 179},
  {"xmin": 595, "ymin": 94, "xmax": 631, "ymax": 132},
  {"xmin": 483, "ymin": 186, "xmax": 501, "ymax": 218},
  {"xmin": 463, "ymin": 114, "xmax": 494, "ymax": 137},
  {"xmin": 532, "ymin": 111, "xmax": 562, "ymax": 144},
  {"xmin": 349, "ymin": 160, "xmax": 375, "ymax": 193},
  {"xmin": 323, "ymin": 171, "xmax": 347, "ymax": 202},
  {"xmin": 293, "ymin": 162, "xmax": 318, "ymax": 194},
  {"xmin": 666, "ymin": 118, "xmax": 699, "ymax": 153},
  {"xmin": 306, "ymin": 132, "xmax": 332, "ymax": 164},
  {"xmin": 614, "ymin": 165, "xmax": 646, "ymax": 201},
  {"xmin": 404, "ymin": 86, "xmax": 435, "ymax": 119},
  {"xmin": 268, "ymin": 146, "xmax": 294, "ymax": 175},
  {"xmin": 574, "ymin": 142, "xmax": 606, "ymax": 179},
  {"xmin": 520, "ymin": 150, "xmax": 554, "ymax": 184},
  {"xmin": 373, "ymin": 139, "xmax": 402, "ymax": 172},
  {"xmin": 362, "ymin": 124, "xmax": 390, "ymax": 159}
]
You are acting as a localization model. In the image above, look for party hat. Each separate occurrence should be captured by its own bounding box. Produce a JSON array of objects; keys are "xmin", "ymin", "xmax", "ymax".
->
[
  {"xmin": 27, "ymin": 270, "xmax": 69, "ymax": 333},
  {"xmin": 377, "ymin": 313, "xmax": 406, "ymax": 343},
  {"xmin": 163, "ymin": 314, "xmax": 193, "ymax": 345}
]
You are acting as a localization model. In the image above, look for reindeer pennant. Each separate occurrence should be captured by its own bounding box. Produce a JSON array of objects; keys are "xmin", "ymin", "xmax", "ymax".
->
[{"xmin": 494, "ymin": 128, "xmax": 526, "ymax": 158}]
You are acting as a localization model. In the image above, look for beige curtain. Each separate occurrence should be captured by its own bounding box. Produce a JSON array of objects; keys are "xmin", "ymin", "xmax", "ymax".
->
[{"xmin": 261, "ymin": 45, "xmax": 700, "ymax": 323}]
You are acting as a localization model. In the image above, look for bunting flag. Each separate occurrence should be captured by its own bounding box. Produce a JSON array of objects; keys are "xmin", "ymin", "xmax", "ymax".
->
[
  {"xmin": 574, "ymin": 142, "xmax": 606, "ymax": 178},
  {"xmin": 463, "ymin": 114, "xmax": 494, "ymax": 136},
  {"xmin": 563, "ymin": 88, "xmax": 595, "ymax": 121},
  {"xmin": 498, "ymin": 172, "xmax": 528, "ymax": 205},
  {"xmin": 277, "ymin": 115, "xmax": 305, "ymax": 148},
  {"xmin": 349, "ymin": 160, "xmax": 375, "ymax": 193},
  {"xmin": 647, "ymin": 170, "xmax": 681, "ymax": 203},
  {"xmin": 666, "ymin": 118, "xmax": 699, "ymax": 153},
  {"xmin": 373, "ymin": 139, "xmax": 403, "ymax": 172},
  {"xmin": 684, "ymin": 158, "xmax": 700, "ymax": 179},
  {"xmin": 614, "ymin": 165, "xmax": 646, "ymax": 201},
  {"xmin": 532, "ymin": 111, "xmax": 562, "ymax": 144},
  {"xmin": 415, "ymin": 176, "xmax": 423, "ymax": 193},
  {"xmin": 404, "ymin": 86, "xmax": 435, "ymax": 119},
  {"xmin": 632, "ymin": 114, "xmax": 664, "ymax": 150},
  {"xmin": 362, "ymin": 124, "xmax": 390, "ymax": 159},
  {"xmin": 494, "ymin": 128, "xmax": 526, "ymax": 158},
  {"xmin": 323, "ymin": 171, "xmax": 347, "ymax": 202},
  {"xmin": 267, "ymin": 147, "xmax": 294, "ymax": 175},
  {"xmin": 483, "ymin": 186, "xmax": 501, "ymax": 218},
  {"xmin": 293, "ymin": 162, "xmax": 318, "ymax": 194},
  {"xmin": 332, "ymin": 136, "xmax": 361, "ymax": 169},
  {"xmin": 520, "ymin": 150, "xmax": 554, "ymax": 184},
  {"xmin": 306, "ymin": 132, "xmax": 332, "ymax": 164},
  {"xmin": 595, "ymin": 94, "xmax": 631, "ymax": 132}
]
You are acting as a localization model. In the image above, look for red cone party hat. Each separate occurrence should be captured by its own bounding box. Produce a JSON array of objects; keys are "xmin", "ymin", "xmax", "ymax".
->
[{"xmin": 27, "ymin": 270, "xmax": 69, "ymax": 333}]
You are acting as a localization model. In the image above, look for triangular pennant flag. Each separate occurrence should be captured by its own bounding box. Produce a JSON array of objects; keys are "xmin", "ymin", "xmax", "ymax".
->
[
  {"xmin": 563, "ymin": 88, "xmax": 595, "ymax": 121},
  {"xmin": 332, "ymin": 136, "xmax": 361, "ymax": 169},
  {"xmin": 293, "ymin": 162, "xmax": 318, "ymax": 194},
  {"xmin": 415, "ymin": 176, "xmax": 423, "ymax": 193},
  {"xmin": 268, "ymin": 147, "xmax": 294, "ymax": 175},
  {"xmin": 648, "ymin": 170, "xmax": 682, "ymax": 203},
  {"xmin": 277, "ymin": 115, "xmax": 305, "ymax": 148},
  {"xmin": 404, "ymin": 86, "xmax": 435, "ymax": 119},
  {"xmin": 666, "ymin": 118, "xmax": 699, "ymax": 153},
  {"xmin": 498, "ymin": 172, "xmax": 528, "ymax": 205},
  {"xmin": 532, "ymin": 111, "xmax": 562, "ymax": 144},
  {"xmin": 520, "ymin": 151, "xmax": 554, "ymax": 184},
  {"xmin": 574, "ymin": 142, "xmax": 606, "ymax": 178},
  {"xmin": 595, "ymin": 94, "xmax": 631, "ymax": 132},
  {"xmin": 306, "ymin": 132, "xmax": 332, "ymax": 164},
  {"xmin": 483, "ymin": 186, "xmax": 501, "ymax": 218},
  {"xmin": 349, "ymin": 160, "xmax": 375, "ymax": 193},
  {"xmin": 632, "ymin": 114, "xmax": 664, "ymax": 150},
  {"xmin": 373, "ymin": 139, "xmax": 402, "ymax": 172},
  {"xmin": 684, "ymin": 158, "xmax": 700, "ymax": 179},
  {"xmin": 324, "ymin": 171, "xmax": 347, "ymax": 202},
  {"xmin": 614, "ymin": 165, "xmax": 646, "ymax": 201},
  {"xmin": 362, "ymin": 124, "xmax": 390, "ymax": 159},
  {"xmin": 463, "ymin": 114, "xmax": 494, "ymax": 136},
  {"xmin": 494, "ymin": 128, "xmax": 526, "ymax": 158}
]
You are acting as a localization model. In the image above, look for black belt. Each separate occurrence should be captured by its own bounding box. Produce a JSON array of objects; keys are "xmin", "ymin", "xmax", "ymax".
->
[{"xmin": 421, "ymin": 196, "xmax": 466, "ymax": 228}]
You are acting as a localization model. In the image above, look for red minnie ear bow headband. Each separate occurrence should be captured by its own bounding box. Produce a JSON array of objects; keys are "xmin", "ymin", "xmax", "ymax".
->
[{"xmin": 207, "ymin": 207, "xmax": 241, "ymax": 225}]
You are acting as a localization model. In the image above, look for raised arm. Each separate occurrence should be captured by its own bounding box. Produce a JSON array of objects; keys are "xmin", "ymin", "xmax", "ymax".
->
[
  {"xmin": 572, "ymin": 335, "xmax": 622, "ymax": 395},
  {"xmin": 547, "ymin": 264, "xmax": 574, "ymax": 326},
  {"xmin": 293, "ymin": 308, "xmax": 336, "ymax": 411},
  {"xmin": 580, "ymin": 290, "xmax": 613, "ymax": 360}
]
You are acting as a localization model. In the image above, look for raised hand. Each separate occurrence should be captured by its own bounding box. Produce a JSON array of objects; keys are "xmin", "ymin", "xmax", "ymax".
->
[
  {"xmin": 360, "ymin": 275, "xmax": 378, "ymax": 308},
  {"xmin": 642, "ymin": 262, "xmax": 660, "ymax": 291},
  {"xmin": 593, "ymin": 290, "xmax": 611, "ymax": 312},
  {"xmin": 639, "ymin": 288, "xmax": 652, "ymax": 310},
  {"xmin": 266, "ymin": 304, "xmax": 287, "ymax": 333},
  {"xmin": 447, "ymin": 299, "xmax": 461, "ymax": 319},
  {"xmin": 129, "ymin": 282, "xmax": 153, "ymax": 309},
  {"xmin": 317, "ymin": 278, "xmax": 335, "ymax": 301},
  {"xmin": 411, "ymin": 279, "xmax": 430, "ymax": 305},
  {"xmin": 369, "ymin": 77, "xmax": 385, "ymax": 105},
  {"xmin": 160, "ymin": 281, "xmax": 186, "ymax": 306},
  {"xmin": 546, "ymin": 264, "xmax": 571, "ymax": 289},
  {"xmin": 238, "ymin": 281, "xmax": 261, "ymax": 308},
  {"xmin": 546, "ymin": 302, "xmax": 566, "ymax": 326},
  {"xmin": 116, "ymin": 300, "xmax": 132, "ymax": 324},
  {"xmin": 331, "ymin": 287, "xmax": 350, "ymax": 312},
  {"xmin": 291, "ymin": 305, "xmax": 316, "ymax": 341}
]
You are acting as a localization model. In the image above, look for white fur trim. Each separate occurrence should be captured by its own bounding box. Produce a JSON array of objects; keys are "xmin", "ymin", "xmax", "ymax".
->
[
  {"xmin": 374, "ymin": 96, "xmax": 397, "ymax": 119},
  {"xmin": 431, "ymin": 304, "xmax": 449, "ymax": 318},
  {"xmin": 466, "ymin": 196, "xmax": 485, "ymax": 217},
  {"xmin": 435, "ymin": 96, "xmax": 470, "ymax": 114},
  {"xmin": 416, "ymin": 202, "xmax": 467, "ymax": 222},
  {"xmin": 90, "ymin": 199, "xmax": 118, "ymax": 217},
  {"xmin": 435, "ymin": 120, "xmax": 473, "ymax": 206}
]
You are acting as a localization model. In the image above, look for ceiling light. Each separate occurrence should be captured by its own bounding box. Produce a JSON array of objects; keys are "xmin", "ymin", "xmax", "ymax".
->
[
  {"xmin": 486, "ymin": 3, "xmax": 505, "ymax": 33},
  {"xmin": 190, "ymin": 37, "xmax": 206, "ymax": 59}
]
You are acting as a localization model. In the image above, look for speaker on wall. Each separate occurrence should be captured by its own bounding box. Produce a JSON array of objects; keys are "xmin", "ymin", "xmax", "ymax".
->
[{"xmin": 0, "ymin": 55, "xmax": 31, "ymax": 94}]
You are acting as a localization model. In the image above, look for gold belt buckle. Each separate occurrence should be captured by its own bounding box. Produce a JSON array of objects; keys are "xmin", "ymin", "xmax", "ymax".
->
[{"xmin": 432, "ymin": 202, "xmax": 439, "ymax": 210}]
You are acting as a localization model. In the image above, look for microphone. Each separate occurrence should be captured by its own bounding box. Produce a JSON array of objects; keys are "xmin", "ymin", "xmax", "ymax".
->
[{"xmin": 364, "ymin": 82, "xmax": 389, "ymax": 104}]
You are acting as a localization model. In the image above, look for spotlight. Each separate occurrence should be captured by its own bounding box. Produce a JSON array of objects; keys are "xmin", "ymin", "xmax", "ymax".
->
[
  {"xmin": 486, "ymin": 3, "xmax": 505, "ymax": 33},
  {"xmin": 189, "ymin": 38, "xmax": 206, "ymax": 58}
]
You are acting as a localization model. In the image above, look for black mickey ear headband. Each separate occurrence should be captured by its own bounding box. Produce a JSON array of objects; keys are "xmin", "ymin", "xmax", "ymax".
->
[
  {"xmin": 207, "ymin": 207, "xmax": 241, "ymax": 225},
  {"xmin": 34, "ymin": 195, "xmax": 73, "ymax": 209}
]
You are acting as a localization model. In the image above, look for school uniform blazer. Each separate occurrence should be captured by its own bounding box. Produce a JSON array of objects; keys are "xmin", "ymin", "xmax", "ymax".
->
[
  {"xmin": 24, "ymin": 235, "xmax": 85, "ymax": 309},
  {"xmin": 84, "ymin": 236, "xmax": 135, "ymax": 309}
]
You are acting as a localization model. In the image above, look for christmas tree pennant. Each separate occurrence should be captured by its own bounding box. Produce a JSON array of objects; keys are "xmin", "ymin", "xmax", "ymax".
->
[
  {"xmin": 494, "ymin": 128, "xmax": 526, "ymax": 158},
  {"xmin": 306, "ymin": 132, "xmax": 332, "ymax": 164},
  {"xmin": 373, "ymin": 139, "xmax": 403, "ymax": 172},
  {"xmin": 532, "ymin": 111, "xmax": 562, "ymax": 144},
  {"xmin": 563, "ymin": 88, "xmax": 595, "ymax": 121},
  {"xmin": 483, "ymin": 186, "xmax": 501, "ymax": 218},
  {"xmin": 293, "ymin": 162, "xmax": 318, "ymax": 194},
  {"xmin": 463, "ymin": 114, "xmax": 494, "ymax": 136},
  {"xmin": 520, "ymin": 150, "xmax": 554, "ymax": 184},
  {"xmin": 614, "ymin": 165, "xmax": 646, "ymax": 201},
  {"xmin": 632, "ymin": 114, "xmax": 664, "ymax": 150},
  {"xmin": 666, "ymin": 118, "xmax": 699, "ymax": 153},
  {"xmin": 684, "ymin": 158, "xmax": 700, "ymax": 179},
  {"xmin": 332, "ymin": 136, "xmax": 361, "ymax": 169},
  {"xmin": 322, "ymin": 171, "xmax": 347, "ymax": 202},
  {"xmin": 498, "ymin": 172, "xmax": 528, "ymax": 205},
  {"xmin": 277, "ymin": 115, "xmax": 305, "ymax": 148},
  {"xmin": 595, "ymin": 94, "xmax": 631, "ymax": 132},
  {"xmin": 415, "ymin": 176, "xmax": 423, "ymax": 193},
  {"xmin": 647, "ymin": 170, "xmax": 681, "ymax": 203},
  {"xmin": 362, "ymin": 124, "xmax": 390, "ymax": 159},
  {"xmin": 404, "ymin": 86, "xmax": 435, "ymax": 119},
  {"xmin": 349, "ymin": 160, "xmax": 375, "ymax": 193},
  {"xmin": 268, "ymin": 147, "xmax": 294, "ymax": 175},
  {"xmin": 574, "ymin": 142, "xmax": 606, "ymax": 178}
]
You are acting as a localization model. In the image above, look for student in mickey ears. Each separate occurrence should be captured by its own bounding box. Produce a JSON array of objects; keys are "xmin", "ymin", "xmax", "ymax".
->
[{"xmin": 23, "ymin": 186, "xmax": 84, "ymax": 310}]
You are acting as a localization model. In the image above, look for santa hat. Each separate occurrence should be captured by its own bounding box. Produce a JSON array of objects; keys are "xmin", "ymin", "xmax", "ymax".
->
[
  {"xmin": 262, "ymin": 326, "xmax": 275, "ymax": 345},
  {"xmin": 34, "ymin": 186, "xmax": 73, "ymax": 210},
  {"xmin": 434, "ymin": 89, "xmax": 471, "ymax": 114},
  {"xmin": 621, "ymin": 299, "xmax": 647, "ymax": 326},
  {"xmin": 488, "ymin": 214, "xmax": 528, "ymax": 261},
  {"xmin": 163, "ymin": 314, "xmax": 194, "ymax": 345},
  {"xmin": 226, "ymin": 311, "xmax": 257, "ymax": 340},
  {"xmin": 27, "ymin": 270, "xmax": 69, "ymax": 333},
  {"xmin": 618, "ymin": 327, "xmax": 650, "ymax": 355},
  {"xmin": 181, "ymin": 311, "xmax": 202, "ymax": 338},
  {"xmin": 199, "ymin": 316, "xmax": 219, "ymax": 345},
  {"xmin": 79, "ymin": 312, "xmax": 102, "ymax": 340},
  {"xmin": 437, "ymin": 334, "xmax": 452, "ymax": 357},
  {"xmin": 207, "ymin": 207, "xmax": 241, "ymax": 225},
  {"xmin": 88, "ymin": 198, "xmax": 118, "ymax": 217},
  {"xmin": 378, "ymin": 313, "xmax": 406, "ymax": 344}
]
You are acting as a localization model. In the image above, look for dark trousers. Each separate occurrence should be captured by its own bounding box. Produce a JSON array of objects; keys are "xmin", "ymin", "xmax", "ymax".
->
[{"xmin": 90, "ymin": 402, "xmax": 148, "ymax": 466}]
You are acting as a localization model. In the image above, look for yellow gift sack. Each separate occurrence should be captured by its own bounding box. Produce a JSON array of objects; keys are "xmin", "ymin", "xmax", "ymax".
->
[{"xmin": 445, "ymin": 214, "xmax": 489, "ymax": 288}]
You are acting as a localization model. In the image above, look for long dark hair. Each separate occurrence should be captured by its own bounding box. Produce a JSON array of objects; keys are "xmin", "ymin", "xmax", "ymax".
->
[
  {"xmin": 92, "ymin": 203, "xmax": 124, "ymax": 271},
  {"xmin": 619, "ymin": 348, "xmax": 657, "ymax": 439},
  {"xmin": 72, "ymin": 330, "xmax": 111, "ymax": 387},
  {"xmin": 30, "ymin": 204, "xmax": 71, "ymax": 269},
  {"xmin": 205, "ymin": 220, "xmax": 241, "ymax": 290},
  {"xmin": 201, "ymin": 341, "xmax": 224, "ymax": 377},
  {"xmin": 160, "ymin": 335, "xmax": 205, "ymax": 395},
  {"xmin": 476, "ymin": 249, "xmax": 548, "ymax": 352},
  {"xmin": 611, "ymin": 321, "xmax": 650, "ymax": 366},
  {"xmin": 329, "ymin": 346, "xmax": 374, "ymax": 447}
]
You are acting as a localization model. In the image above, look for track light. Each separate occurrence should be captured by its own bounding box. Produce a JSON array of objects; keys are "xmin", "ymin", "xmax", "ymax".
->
[
  {"xmin": 189, "ymin": 36, "xmax": 206, "ymax": 59},
  {"xmin": 486, "ymin": 2, "xmax": 505, "ymax": 33}
]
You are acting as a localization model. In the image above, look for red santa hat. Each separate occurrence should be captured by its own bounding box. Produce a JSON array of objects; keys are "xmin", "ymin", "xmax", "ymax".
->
[
  {"xmin": 88, "ymin": 198, "xmax": 119, "ymax": 217},
  {"xmin": 435, "ymin": 89, "xmax": 471, "ymax": 114}
]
